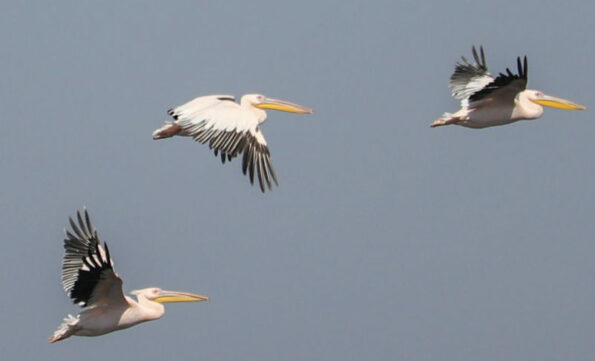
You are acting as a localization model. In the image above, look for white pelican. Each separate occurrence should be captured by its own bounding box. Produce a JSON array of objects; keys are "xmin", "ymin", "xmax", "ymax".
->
[
  {"xmin": 49, "ymin": 209, "xmax": 208, "ymax": 343},
  {"xmin": 152, "ymin": 94, "xmax": 313, "ymax": 192},
  {"xmin": 431, "ymin": 46, "xmax": 586, "ymax": 128}
]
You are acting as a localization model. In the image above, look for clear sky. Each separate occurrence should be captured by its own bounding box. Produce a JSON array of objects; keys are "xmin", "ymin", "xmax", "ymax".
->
[{"xmin": 1, "ymin": 1, "xmax": 594, "ymax": 360}]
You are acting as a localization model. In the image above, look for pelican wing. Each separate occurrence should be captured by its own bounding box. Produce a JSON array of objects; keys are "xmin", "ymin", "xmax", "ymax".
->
[
  {"xmin": 468, "ymin": 55, "xmax": 528, "ymax": 106},
  {"xmin": 170, "ymin": 96, "xmax": 278, "ymax": 192},
  {"xmin": 167, "ymin": 95, "xmax": 235, "ymax": 121},
  {"xmin": 169, "ymin": 96, "xmax": 249, "ymax": 162},
  {"xmin": 449, "ymin": 46, "xmax": 494, "ymax": 101},
  {"xmin": 61, "ymin": 209, "xmax": 126, "ymax": 308},
  {"xmin": 240, "ymin": 127, "xmax": 278, "ymax": 192}
]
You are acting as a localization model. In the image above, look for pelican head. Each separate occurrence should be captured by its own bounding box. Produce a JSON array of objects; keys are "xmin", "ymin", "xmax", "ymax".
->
[
  {"xmin": 242, "ymin": 94, "xmax": 313, "ymax": 114},
  {"xmin": 131, "ymin": 287, "xmax": 209, "ymax": 303},
  {"xmin": 527, "ymin": 90, "xmax": 586, "ymax": 111}
]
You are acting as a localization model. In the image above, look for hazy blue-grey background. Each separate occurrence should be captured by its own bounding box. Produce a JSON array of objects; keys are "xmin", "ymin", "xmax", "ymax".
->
[{"xmin": 1, "ymin": 1, "xmax": 593, "ymax": 360}]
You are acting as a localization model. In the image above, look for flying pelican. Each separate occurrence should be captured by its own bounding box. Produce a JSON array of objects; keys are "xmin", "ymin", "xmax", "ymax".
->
[
  {"xmin": 49, "ymin": 209, "xmax": 208, "ymax": 343},
  {"xmin": 152, "ymin": 94, "xmax": 313, "ymax": 192},
  {"xmin": 431, "ymin": 46, "xmax": 585, "ymax": 128}
]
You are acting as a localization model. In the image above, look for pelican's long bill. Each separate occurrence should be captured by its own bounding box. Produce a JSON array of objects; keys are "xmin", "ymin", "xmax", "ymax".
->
[
  {"xmin": 153, "ymin": 290, "xmax": 209, "ymax": 303},
  {"xmin": 254, "ymin": 97, "xmax": 313, "ymax": 114},
  {"xmin": 531, "ymin": 94, "xmax": 587, "ymax": 111}
]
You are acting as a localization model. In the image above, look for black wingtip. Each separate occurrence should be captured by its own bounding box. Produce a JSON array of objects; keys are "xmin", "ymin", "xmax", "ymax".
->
[
  {"xmin": 480, "ymin": 46, "xmax": 487, "ymax": 68},
  {"xmin": 167, "ymin": 108, "xmax": 179, "ymax": 119},
  {"xmin": 103, "ymin": 242, "xmax": 112, "ymax": 268},
  {"xmin": 83, "ymin": 208, "xmax": 93, "ymax": 233},
  {"xmin": 471, "ymin": 45, "xmax": 479, "ymax": 63},
  {"xmin": 69, "ymin": 215, "xmax": 84, "ymax": 240},
  {"xmin": 469, "ymin": 45, "xmax": 487, "ymax": 69}
]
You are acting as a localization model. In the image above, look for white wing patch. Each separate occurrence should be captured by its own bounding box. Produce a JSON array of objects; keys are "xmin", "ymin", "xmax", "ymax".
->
[
  {"xmin": 168, "ymin": 95, "xmax": 236, "ymax": 121},
  {"xmin": 448, "ymin": 46, "xmax": 494, "ymax": 105}
]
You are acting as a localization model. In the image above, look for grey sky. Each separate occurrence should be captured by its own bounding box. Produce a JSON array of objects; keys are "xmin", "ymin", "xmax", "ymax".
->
[{"xmin": 1, "ymin": 1, "xmax": 594, "ymax": 360}]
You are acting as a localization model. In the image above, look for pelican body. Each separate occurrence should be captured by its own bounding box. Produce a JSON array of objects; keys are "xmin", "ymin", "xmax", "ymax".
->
[
  {"xmin": 432, "ymin": 46, "xmax": 585, "ymax": 129},
  {"xmin": 152, "ymin": 94, "xmax": 313, "ymax": 192},
  {"xmin": 50, "ymin": 209, "xmax": 208, "ymax": 343}
]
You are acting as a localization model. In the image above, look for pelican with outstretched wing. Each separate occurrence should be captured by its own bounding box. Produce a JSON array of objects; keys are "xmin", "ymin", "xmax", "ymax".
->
[
  {"xmin": 49, "ymin": 209, "xmax": 208, "ymax": 343},
  {"xmin": 152, "ymin": 94, "xmax": 313, "ymax": 192},
  {"xmin": 432, "ymin": 46, "xmax": 585, "ymax": 128}
]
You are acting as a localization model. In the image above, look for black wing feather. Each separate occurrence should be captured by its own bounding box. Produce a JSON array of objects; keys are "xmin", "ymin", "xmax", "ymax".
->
[
  {"xmin": 469, "ymin": 55, "xmax": 528, "ymax": 102},
  {"xmin": 70, "ymin": 242, "xmax": 113, "ymax": 306},
  {"xmin": 60, "ymin": 209, "xmax": 119, "ymax": 307},
  {"xmin": 173, "ymin": 111, "xmax": 278, "ymax": 192},
  {"xmin": 448, "ymin": 45, "xmax": 492, "ymax": 100},
  {"xmin": 239, "ymin": 130, "xmax": 278, "ymax": 192}
]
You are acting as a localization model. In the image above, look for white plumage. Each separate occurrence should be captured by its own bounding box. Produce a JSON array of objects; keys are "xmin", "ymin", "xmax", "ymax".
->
[{"xmin": 153, "ymin": 94, "xmax": 313, "ymax": 192}]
